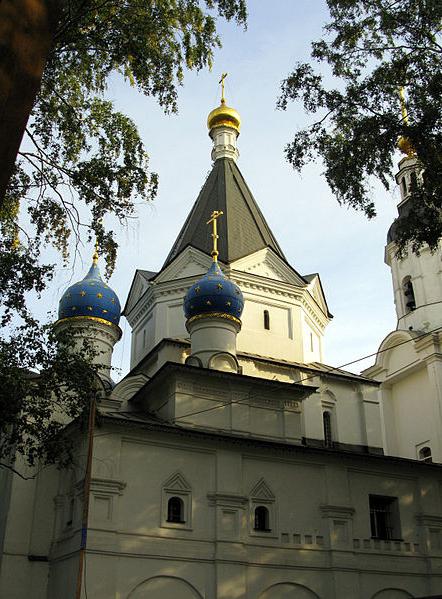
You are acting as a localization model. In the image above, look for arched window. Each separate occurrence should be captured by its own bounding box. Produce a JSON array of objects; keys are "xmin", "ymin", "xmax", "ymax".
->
[
  {"xmin": 263, "ymin": 309, "xmax": 270, "ymax": 330},
  {"xmin": 167, "ymin": 496, "xmax": 185, "ymax": 523},
  {"xmin": 419, "ymin": 446, "xmax": 432, "ymax": 463},
  {"xmin": 323, "ymin": 411, "xmax": 333, "ymax": 447},
  {"xmin": 254, "ymin": 506, "xmax": 270, "ymax": 531},
  {"xmin": 401, "ymin": 177, "xmax": 407, "ymax": 197},
  {"xmin": 402, "ymin": 276, "xmax": 416, "ymax": 311}
]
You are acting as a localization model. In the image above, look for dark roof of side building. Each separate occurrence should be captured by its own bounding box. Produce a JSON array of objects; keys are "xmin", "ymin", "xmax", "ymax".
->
[
  {"xmin": 163, "ymin": 157, "xmax": 286, "ymax": 268},
  {"xmin": 387, "ymin": 198, "xmax": 410, "ymax": 244}
]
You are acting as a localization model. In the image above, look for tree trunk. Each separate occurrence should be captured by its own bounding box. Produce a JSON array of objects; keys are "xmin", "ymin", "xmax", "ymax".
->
[{"xmin": 0, "ymin": 0, "xmax": 60, "ymax": 208}]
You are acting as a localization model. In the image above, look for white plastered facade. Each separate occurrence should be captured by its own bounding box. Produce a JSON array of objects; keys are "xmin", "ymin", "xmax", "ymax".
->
[
  {"xmin": 125, "ymin": 246, "xmax": 329, "ymax": 369},
  {"xmin": 1, "ymin": 122, "xmax": 442, "ymax": 599},
  {"xmin": 364, "ymin": 155, "xmax": 442, "ymax": 466}
]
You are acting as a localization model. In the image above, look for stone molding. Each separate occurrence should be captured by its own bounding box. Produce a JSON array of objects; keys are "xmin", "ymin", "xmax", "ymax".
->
[
  {"xmin": 416, "ymin": 514, "xmax": 442, "ymax": 527},
  {"xmin": 320, "ymin": 504, "xmax": 355, "ymax": 519},
  {"xmin": 250, "ymin": 478, "xmax": 275, "ymax": 501},
  {"xmin": 90, "ymin": 478, "xmax": 126, "ymax": 496},
  {"xmin": 129, "ymin": 257, "xmax": 329, "ymax": 332},
  {"xmin": 207, "ymin": 493, "xmax": 248, "ymax": 508}
]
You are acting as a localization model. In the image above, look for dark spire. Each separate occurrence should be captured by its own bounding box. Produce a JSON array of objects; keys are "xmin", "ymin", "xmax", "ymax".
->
[{"xmin": 163, "ymin": 158, "xmax": 285, "ymax": 268}]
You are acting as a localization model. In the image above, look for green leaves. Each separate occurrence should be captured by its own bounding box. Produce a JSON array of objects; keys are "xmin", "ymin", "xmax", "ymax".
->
[
  {"xmin": 4, "ymin": 0, "xmax": 246, "ymax": 275},
  {"xmin": 0, "ymin": 0, "xmax": 246, "ymax": 469},
  {"xmin": 279, "ymin": 0, "xmax": 442, "ymax": 252},
  {"xmin": 0, "ymin": 321, "xmax": 98, "ymax": 468}
]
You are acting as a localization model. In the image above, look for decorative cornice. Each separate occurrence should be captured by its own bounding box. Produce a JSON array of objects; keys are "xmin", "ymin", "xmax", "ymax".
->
[
  {"xmin": 186, "ymin": 312, "xmax": 242, "ymax": 327},
  {"xmin": 414, "ymin": 331, "xmax": 441, "ymax": 354},
  {"xmin": 416, "ymin": 513, "xmax": 442, "ymax": 527},
  {"xmin": 207, "ymin": 492, "xmax": 248, "ymax": 508},
  {"xmin": 130, "ymin": 261, "xmax": 329, "ymax": 332},
  {"xmin": 55, "ymin": 316, "xmax": 122, "ymax": 344},
  {"xmin": 90, "ymin": 478, "xmax": 126, "ymax": 495},
  {"xmin": 320, "ymin": 504, "xmax": 355, "ymax": 519},
  {"xmin": 56, "ymin": 315, "xmax": 121, "ymax": 331}
]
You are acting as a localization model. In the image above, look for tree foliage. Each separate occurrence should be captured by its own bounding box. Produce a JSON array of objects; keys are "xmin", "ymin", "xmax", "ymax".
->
[
  {"xmin": 0, "ymin": 0, "xmax": 246, "ymax": 469},
  {"xmin": 278, "ymin": 0, "xmax": 442, "ymax": 253},
  {"xmin": 0, "ymin": 324, "xmax": 99, "ymax": 471},
  {"xmin": 3, "ymin": 0, "xmax": 247, "ymax": 273}
]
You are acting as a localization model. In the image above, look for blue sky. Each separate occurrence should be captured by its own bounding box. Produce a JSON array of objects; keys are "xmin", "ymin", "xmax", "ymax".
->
[{"xmin": 45, "ymin": 1, "xmax": 401, "ymax": 378}]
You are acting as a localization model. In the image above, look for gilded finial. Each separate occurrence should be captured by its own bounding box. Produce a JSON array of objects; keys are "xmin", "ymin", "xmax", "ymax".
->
[
  {"xmin": 399, "ymin": 87, "xmax": 410, "ymax": 126},
  {"xmin": 207, "ymin": 74, "xmax": 241, "ymax": 133},
  {"xmin": 219, "ymin": 73, "xmax": 228, "ymax": 104},
  {"xmin": 92, "ymin": 241, "xmax": 99, "ymax": 265},
  {"xmin": 397, "ymin": 86, "xmax": 415, "ymax": 157},
  {"xmin": 207, "ymin": 210, "xmax": 224, "ymax": 262}
]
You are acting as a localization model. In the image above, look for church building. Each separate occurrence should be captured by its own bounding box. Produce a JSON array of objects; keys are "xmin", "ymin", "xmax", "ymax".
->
[{"xmin": 1, "ymin": 89, "xmax": 442, "ymax": 599}]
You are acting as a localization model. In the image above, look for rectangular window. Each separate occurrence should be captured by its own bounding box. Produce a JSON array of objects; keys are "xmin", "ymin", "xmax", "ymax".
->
[
  {"xmin": 263, "ymin": 310, "xmax": 270, "ymax": 330},
  {"xmin": 369, "ymin": 495, "xmax": 401, "ymax": 540}
]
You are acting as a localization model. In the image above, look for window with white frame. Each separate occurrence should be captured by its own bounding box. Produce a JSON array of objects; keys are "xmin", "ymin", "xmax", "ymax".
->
[
  {"xmin": 161, "ymin": 471, "xmax": 192, "ymax": 530},
  {"xmin": 249, "ymin": 478, "xmax": 277, "ymax": 537}
]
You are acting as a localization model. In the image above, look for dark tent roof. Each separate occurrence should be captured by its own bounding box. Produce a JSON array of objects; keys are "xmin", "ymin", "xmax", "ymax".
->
[{"xmin": 163, "ymin": 158, "xmax": 285, "ymax": 268}]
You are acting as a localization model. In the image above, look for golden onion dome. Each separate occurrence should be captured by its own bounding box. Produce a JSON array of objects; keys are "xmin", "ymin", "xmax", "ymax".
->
[
  {"xmin": 397, "ymin": 135, "xmax": 415, "ymax": 157},
  {"xmin": 207, "ymin": 99, "xmax": 241, "ymax": 133}
]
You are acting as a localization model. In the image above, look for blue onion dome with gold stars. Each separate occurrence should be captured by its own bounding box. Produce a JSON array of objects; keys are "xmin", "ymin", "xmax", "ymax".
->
[
  {"xmin": 184, "ymin": 261, "xmax": 244, "ymax": 323},
  {"xmin": 58, "ymin": 252, "xmax": 121, "ymax": 326}
]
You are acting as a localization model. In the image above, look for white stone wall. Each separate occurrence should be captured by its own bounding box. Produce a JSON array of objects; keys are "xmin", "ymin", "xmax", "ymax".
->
[
  {"xmin": 386, "ymin": 241, "xmax": 442, "ymax": 332},
  {"xmin": 0, "ymin": 459, "xmax": 58, "ymax": 599},
  {"xmin": 125, "ymin": 247, "xmax": 329, "ymax": 370},
  {"xmin": 364, "ymin": 330, "xmax": 442, "ymax": 464},
  {"xmin": 16, "ymin": 425, "xmax": 441, "ymax": 599}
]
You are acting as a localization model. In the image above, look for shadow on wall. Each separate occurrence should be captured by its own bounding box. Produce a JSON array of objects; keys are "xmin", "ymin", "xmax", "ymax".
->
[
  {"xmin": 258, "ymin": 582, "xmax": 320, "ymax": 599},
  {"xmin": 127, "ymin": 575, "xmax": 203, "ymax": 599}
]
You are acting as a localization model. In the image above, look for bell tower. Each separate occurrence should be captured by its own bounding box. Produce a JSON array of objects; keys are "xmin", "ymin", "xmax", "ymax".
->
[{"xmin": 385, "ymin": 92, "xmax": 442, "ymax": 333}]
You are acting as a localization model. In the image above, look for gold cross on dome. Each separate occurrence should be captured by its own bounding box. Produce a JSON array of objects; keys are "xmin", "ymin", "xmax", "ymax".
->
[
  {"xmin": 92, "ymin": 240, "xmax": 99, "ymax": 265},
  {"xmin": 219, "ymin": 73, "xmax": 228, "ymax": 104},
  {"xmin": 207, "ymin": 210, "xmax": 223, "ymax": 262},
  {"xmin": 399, "ymin": 86, "xmax": 410, "ymax": 126}
]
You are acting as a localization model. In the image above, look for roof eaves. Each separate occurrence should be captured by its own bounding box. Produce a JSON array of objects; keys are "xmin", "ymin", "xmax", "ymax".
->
[{"xmin": 100, "ymin": 412, "xmax": 442, "ymax": 469}]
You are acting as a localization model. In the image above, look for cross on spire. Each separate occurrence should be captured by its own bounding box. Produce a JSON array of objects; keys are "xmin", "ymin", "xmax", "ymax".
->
[
  {"xmin": 93, "ymin": 240, "xmax": 99, "ymax": 265},
  {"xmin": 397, "ymin": 86, "xmax": 415, "ymax": 156},
  {"xmin": 207, "ymin": 210, "xmax": 223, "ymax": 262},
  {"xmin": 219, "ymin": 73, "xmax": 228, "ymax": 104},
  {"xmin": 399, "ymin": 86, "xmax": 410, "ymax": 126}
]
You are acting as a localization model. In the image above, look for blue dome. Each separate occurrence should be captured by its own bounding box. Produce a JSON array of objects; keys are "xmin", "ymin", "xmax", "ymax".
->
[
  {"xmin": 58, "ymin": 260, "xmax": 121, "ymax": 326},
  {"xmin": 184, "ymin": 261, "xmax": 244, "ymax": 322}
]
